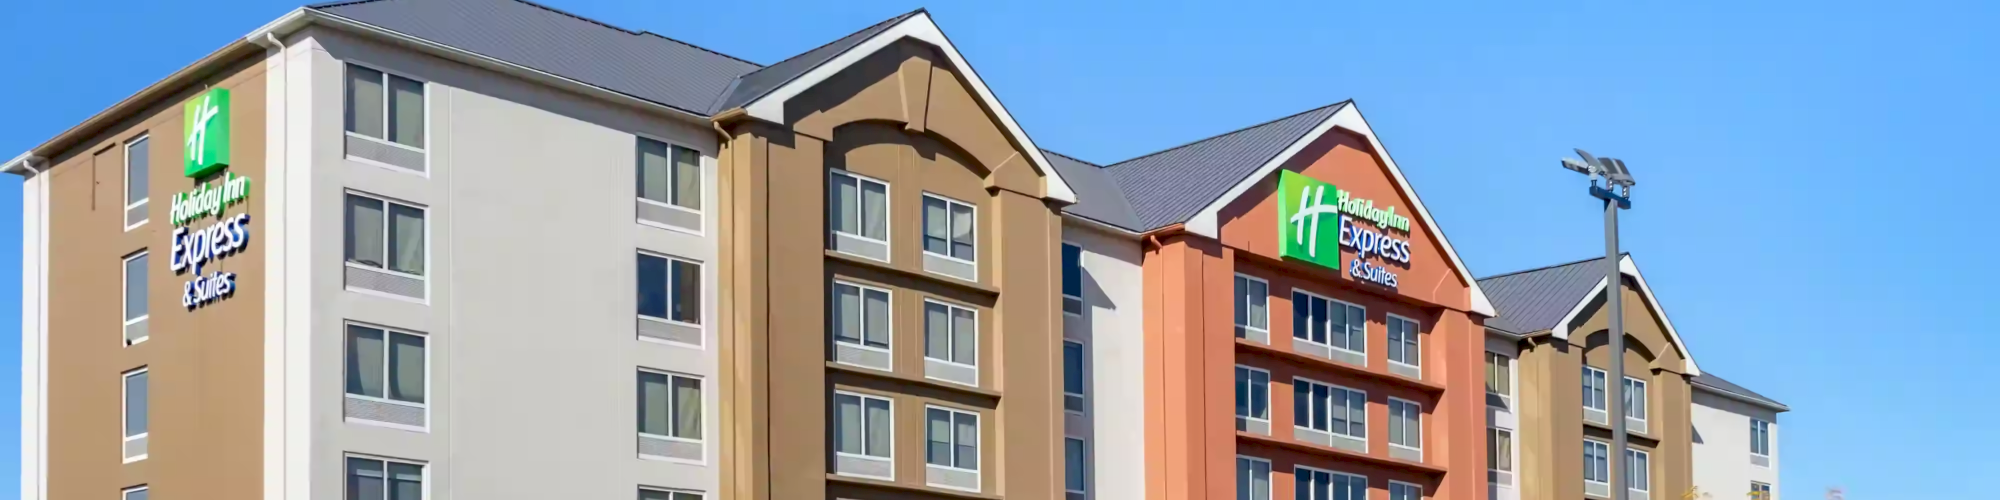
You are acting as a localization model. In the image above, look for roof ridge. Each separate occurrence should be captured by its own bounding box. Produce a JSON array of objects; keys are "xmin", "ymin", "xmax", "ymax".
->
[
  {"xmin": 1106, "ymin": 101, "xmax": 1349, "ymax": 168},
  {"xmin": 1476, "ymin": 252, "xmax": 1630, "ymax": 281},
  {"xmin": 497, "ymin": 0, "xmax": 762, "ymax": 67},
  {"xmin": 733, "ymin": 9, "xmax": 923, "ymax": 83},
  {"xmin": 307, "ymin": 0, "xmax": 387, "ymax": 8},
  {"xmin": 1041, "ymin": 148, "xmax": 1102, "ymax": 168}
]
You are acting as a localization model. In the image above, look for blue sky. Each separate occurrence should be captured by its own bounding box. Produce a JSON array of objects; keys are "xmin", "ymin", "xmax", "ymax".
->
[{"xmin": 3, "ymin": 0, "xmax": 1995, "ymax": 497}]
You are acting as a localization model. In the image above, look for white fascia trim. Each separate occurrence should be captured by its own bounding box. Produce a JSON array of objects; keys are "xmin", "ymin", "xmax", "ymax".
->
[
  {"xmin": 1549, "ymin": 255, "xmax": 1701, "ymax": 376},
  {"xmin": 1184, "ymin": 104, "xmax": 1496, "ymax": 316},
  {"xmin": 1, "ymin": 152, "xmax": 35, "ymax": 176},
  {"xmin": 1692, "ymin": 382, "xmax": 1789, "ymax": 413},
  {"xmin": 741, "ymin": 12, "xmax": 1078, "ymax": 204}
]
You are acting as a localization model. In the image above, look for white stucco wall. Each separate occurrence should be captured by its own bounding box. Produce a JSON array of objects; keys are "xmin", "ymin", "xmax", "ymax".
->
[
  {"xmin": 1062, "ymin": 221, "xmax": 1145, "ymax": 500},
  {"xmin": 1691, "ymin": 389, "xmax": 1781, "ymax": 500}
]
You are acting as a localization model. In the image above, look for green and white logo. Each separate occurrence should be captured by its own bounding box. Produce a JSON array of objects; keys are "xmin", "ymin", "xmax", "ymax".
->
[
  {"xmin": 1278, "ymin": 170, "xmax": 1343, "ymax": 270},
  {"xmin": 182, "ymin": 88, "xmax": 231, "ymax": 178}
]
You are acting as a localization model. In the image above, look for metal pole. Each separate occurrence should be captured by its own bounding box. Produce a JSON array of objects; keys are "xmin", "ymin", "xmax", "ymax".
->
[{"xmin": 1605, "ymin": 194, "xmax": 1628, "ymax": 500}]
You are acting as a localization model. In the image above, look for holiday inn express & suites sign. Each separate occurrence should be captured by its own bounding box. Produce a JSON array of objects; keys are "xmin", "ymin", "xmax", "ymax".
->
[
  {"xmin": 1276, "ymin": 170, "xmax": 1412, "ymax": 288},
  {"xmin": 172, "ymin": 88, "xmax": 252, "ymax": 308}
]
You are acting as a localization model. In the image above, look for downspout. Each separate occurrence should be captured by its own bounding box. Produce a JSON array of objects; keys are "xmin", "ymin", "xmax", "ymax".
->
[{"xmin": 19, "ymin": 155, "xmax": 46, "ymax": 500}]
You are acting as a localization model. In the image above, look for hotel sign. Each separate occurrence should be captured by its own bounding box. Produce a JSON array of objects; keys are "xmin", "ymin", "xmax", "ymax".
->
[
  {"xmin": 183, "ymin": 88, "xmax": 231, "ymax": 178},
  {"xmin": 173, "ymin": 87, "xmax": 252, "ymax": 309},
  {"xmin": 1276, "ymin": 170, "xmax": 1411, "ymax": 288}
]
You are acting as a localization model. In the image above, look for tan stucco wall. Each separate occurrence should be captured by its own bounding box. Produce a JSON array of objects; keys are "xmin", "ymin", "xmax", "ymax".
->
[
  {"xmin": 717, "ymin": 38, "xmax": 1063, "ymax": 500},
  {"xmin": 44, "ymin": 54, "xmax": 267, "ymax": 499}
]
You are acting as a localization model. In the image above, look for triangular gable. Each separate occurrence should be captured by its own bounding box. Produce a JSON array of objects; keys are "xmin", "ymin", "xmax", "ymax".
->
[
  {"xmin": 1182, "ymin": 104, "xmax": 1496, "ymax": 316},
  {"xmin": 733, "ymin": 11, "xmax": 1076, "ymax": 203},
  {"xmin": 1549, "ymin": 255, "xmax": 1703, "ymax": 376}
]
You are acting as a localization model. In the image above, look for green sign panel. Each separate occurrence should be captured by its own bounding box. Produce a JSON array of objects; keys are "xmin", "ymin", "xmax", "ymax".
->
[
  {"xmin": 182, "ymin": 88, "xmax": 231, "ymax": 178},
  {"xmin": 1277, "ymin": 170, "xmax": 1343, "ymax": 270}
]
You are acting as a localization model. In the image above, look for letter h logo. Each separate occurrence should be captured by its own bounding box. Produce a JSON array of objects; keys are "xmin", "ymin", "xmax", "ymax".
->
[{"xmin": 1277, "ymin": 170, "xmax": 1343, "ymax": 271}]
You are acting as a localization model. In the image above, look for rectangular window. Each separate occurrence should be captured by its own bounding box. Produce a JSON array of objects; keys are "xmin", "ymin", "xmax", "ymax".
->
[
  {"xmin": 122, "ymin": 486, "xmax": 148, "ymax": 500},
  {"xmin": 344, "ymin": 64, "xmax": 425, "ymax": 149},
  {"xmin": 1291, "ymin": 291, "xmax": 1365, "ymax": 354},
  {"xmin": 921, "ymin": 194, "xmax": 976, "ymax": 262},
  {"xmin": 1295, "ymin": 467, "xmax": 1366, "ymax": 500},
  {"xmin": 1750, "ymin": 419, "xmax": 1772, "ymax": 458},
  {"xmin": 1064, "ymin": 340, "xmax": 1086, "ymax": 414},
  {"xmin": 1062, "ymin": 243, "xmax": 1084, "ymax": 315},
  {"xmin": 1623, "ymin": 377, "xmax": 1648, "ymax": 424},
  {"xmin": 636, "ymin": 137, "xmax": 701, "ymax": 212},
  {"xmin": 832, "ymin": 281, "xmax": 892, "ymax": 350},
  {"xmin": 124, "ymin": 135, "xmax": 149, "ymax": 228},
  {"xmin": 1389, "ymin": 481, "xmax": 1423, "ymax": 500},
  {"xmin": 637, "ymin": 370, "xmax": 703, "ymax": 442},
  {"xmin": 1488, "ymin": 428, "xmax": 1513, "ymax": 473},
  {"xmin": 925, "ymin": 406, "xmax": 980, "ymax": 472},
  {"xmin": 344, "ymin": 193, "xmax": 426, "ymax": 276},
  {"xmin": 1582, "ymin": 366, "xmax": 1608, "ymax": 411},
  {"xmin": 639, "ymin": 488, "xmax": 704, "ymax": 500},
  {"xmin": 1234, "ymin": 366, "xmax": 1270, "ymax": 422},
  {"xmin": 637, "ymin": 253, "xmax": 702, "ymax": 326},
  {"xmin": 122, "ymin": 368, "xmax": 148, "ymax": 462},
  {"xmin": 1750, "ymin": 482, "xmax": 1772, "ymax": 500},
  {"xmin": 1485, "ymin": 353, "xmax": 1512, "ymax": 402},
  {"xmin": 1583, "ymin": 440, "xmax": 1611, "ymax": 485},
  {"xmin": 924, "ymin": 300, "xmax": 978, "ymax": 369},
  {"xmin": 344, "ymin": 324, "xmax": 427, "ymax": 405},
  {"xmin": 1234, "ymin": 274, "xmax": 1269, "ymax": 339},
  {"xmin": 828, "ymin": 171, "xmax": 891, "ymax": 261},
  {"xmin": 1293, "ymin": 378, "xmax": 1366, "ymax": 439},
  {"xmin": 1626, "ymin": 448, "xmax": 1650, "ymax": 493},
  {"xmin": 1386, "ymin": 315, "xmax": 1420, "ymax": 368},
  {"xmin": 123, "ymin": 251, "xmax": 149, "ymax": 346},
  {"xmin": 1065, "ymin": 437, "xmax": 1087, "ymax": 494},
  {"xmin": 1236, "ymin": 456, "xmax": 1271, "ymax": 500},
  {"xmin": 345, "ymin": 456, "xmax": 423, "ymax": 500},
  {"xmin": 1389, "ymin": 398, "xmax": 1422, "ymax": 452},
  {"xmin": 833, "ymin": 392, "xmax": 894, "ymax": 461}
]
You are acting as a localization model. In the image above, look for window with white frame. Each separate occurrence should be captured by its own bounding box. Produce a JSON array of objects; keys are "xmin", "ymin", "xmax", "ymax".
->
[
  {"xmin": 1582, "ymin": 366, "xmax": 1608, "ymax": 412},
  {"xmin": 1486, "ymin": 352, "xmax": 1512, "ymax": 405},
  {"xmin": 1750, "ymin": 419, "xmax": 1772, "ymax": 459},
  {"xmin": 1623, "ymin": 377, "xmax": 1648, "ymax": 425},
  {"xmin": 123, "ymin": 251, "xmax": 148, "ymax": 346},
  {"xmin": 1062, "ymin": 243, "xmax": 1084, "ymax": 315},
  {"xmin": 1583, "ymin": 440, "xmax": 1611, "ymax": 486},
  {"xmin": 1234, "ymin": 274, "xmax": 1269, "ymax": 340},
  {"xmin": 924, "ymin": 300, "xmax": 978, "ymax": 374},
  {"xmin": 122, "ymin": 485, "xmax": 149, "ymax": 500},
  {"xmin": 1236, "ymin": 456, "xmax": 1271, "ymax": 500},
  {"xmin": 921, "ymin": 194, "xmax": 976, "ymax": 263},
  {"xmin": 638, "ymin": 370, "xmax": 703, "ymax": 444},
  {"xmin": 829, "ymin": 170, "xmax": 890, "ymax": 260},
  {"xmin": 1064, "ymin": 340, "xmax": 1086, "ymax": 414},
  {"xmin": 1294, "ymin": 378, "xmax": 1365, "ymax": 440},
  {"xmin": 832, "ymin": 280, "xmax": 892, "ymax": 352},
  {"xmin": 1292, "ymin": 291, "xmax": 1365, "ymax": 354},
  {"xmin": 636, "ymin": 137, "xmax": 701, "ymax": 212},
  {"xmin": 1626, "ymin": 448, "xmax": 1650, "ymax": 494},
  {"xmin": 832, "ymin": 391, "xmax": 894, "ymax": 475},
  {"xmin": 124, "ymin": 135, "xmax": 149, "ymax": 228},
  {"xmin": 1296, "ymin": 467, "xmax": 1366, "ymax": 500},
  {"xmin": 1234, "ymin": 366, "xmax": 1269, "ymax": 424},
  {"xmin": 345, "ymin": 64, "xmax": 425, "ymax": 149},
  {"xmin": 1390, "ymin": 481, "xmax": 1423, "ymax": 500},
  {"xmin": 1387, "ymin": 314, "xmax": 1420, "ymax": 370},
  {"xmin": 637, "ymin": 253, "xmax": 702, "ymax": 326},
  {"xmin": 1065, "ymin": 437, "xmax": 1087, "ymax": 494},
  {"xmin": 1389, "ymin": 397, "xmax": 1423, "ymax": 452},
  {"xmin": 344, "ymin": 193, "xmax": 426, "ymax": 276},
  {"xmin": 122, "ymin": 368, "xmax": 148, "ymax": 462},
  {"xmin": 345, "ymin": 324, "xmax": 427, "ymax": 417},
  {"xmin": 346, "ymin": 456, "xmax": 423, "ymax": 500},
  {"xmin": 1489, "ymin": 427, "xmax": 1514, "ymax": 475},
  {"xmin": 926, "ymin": 406, "xmax": 980, "ymax": 476},
  {"xmin": 639, "ymin": 488, "xmax": 703, "ymax": 500},
  {"xmin": 1750, "ymin": 482, "xmax": 1772, "ymax": 500}
]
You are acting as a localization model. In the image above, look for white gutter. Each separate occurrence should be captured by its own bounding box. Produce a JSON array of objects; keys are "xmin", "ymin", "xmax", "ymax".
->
[
  {"xmin": 1061, "ymin": 213, "xmax": 1144, "ymax": 240},
  {"xmin": 1693, "ymin": 381, "xmax": 1791, "ymax": 413},
  {"xmin": 2, "ymin": 152, "xmax": 39, "ymax": 176}
]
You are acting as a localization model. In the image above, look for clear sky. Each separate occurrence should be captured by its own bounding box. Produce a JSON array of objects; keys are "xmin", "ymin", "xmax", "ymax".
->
[{"xmin": 3, "ymin": 0, "xmax": 1994, "ymax": 497}]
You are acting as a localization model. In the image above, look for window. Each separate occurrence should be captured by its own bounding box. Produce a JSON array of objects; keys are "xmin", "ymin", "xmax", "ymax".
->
[
  {"xmin": 1291, "ymin": 291, "xmax": 1365, "ymax": 354},
  {"xmin": 636, "ymin": 137, "xmax": 701, "ymax": 212},
  {"xmin": 123, "ymin": 251, "xmax": 148, "ymax": 346},
  {"xmin": 1623, "ymin": 377, "xmax": 1648, "ymax": 424},
  {"xmin": 1296, "ymin": 467, "xmax": 1366, "ymax": 500},
  {"xmin": 1233, "ymin": 274, "xmax": 1269, "ymax": 340},
  {"xmin": 124, "ymin": 135, "xmax": 149, "ymax": 228},
  {"xmin": 345, "ymin": 323, "xmax": 427, "ymax": 406},
  {"xmin": 1625, "ymin": 448, "xmax": 1650, "ymax": 494},
  {"xmin": 637, "ymin": 253, "xmax": 702, "ymax": 326},
  {"xmin": 1062, "ymin": 243, "xmax": 1084, "ymax": 315},
  {"xmin": 1386, "ymin": 315, "xmax": 1420, "ymax": 368},
  {"xmin": 122, "ymin": 368, "xmax": 148, "ymax": 462},
  {"xmin": 829, "ymin": 171, "xmax": 890, "ymax": 260},
  {"xmin": 832, "ymin": 280, "xmax": 892, "ymax": 351},
  {"xmin": 1389, "ymin": 481, "xmax": 1423, "ymax": 500},
  {"xmin": 1485, "ymin": 353, "xmax": 1512, "ymax": 403},
  {"xmin": 926, "ymin": 406, "xmax": 980, "ymax": 472},
  {"xmin": 1065, "ymin": 437, "xmax": 1087, "ymax": 494},
  {"xmin": 924, "ymin": 300, "xmax": 978, "ymax": 378},
  {"xmin": 1064, "ymin": 341, "xmax": 1086, "ymax": 414},
  {"xmin": 1294, "ymin": 378, "xmax": 1365, "ymax": 439},
  {"xmin": 1389, "ymin": 398, "xmax": 1422, "ymax": 452},
  {"xmin": 1583, "ymin": 440, "xmax": 1611, "ymax": 486},
  {"xmin": 921, "ymin": 194, "xmax": 976, "ymax": 262},
  {"xmin": 1750, "ymin": 482, "xmax": 1772, "ymax": 500},
  {"xmin": 637, "ymin": 370, "xmax": 703, "ymax": 442},
  {"xmin": 1234, "ymin": 366, "xmax": 1269, "ymax": 423},
  {"xmin": 1488, "ymin": 428, "xmax": 1514, "ymax": 474},
  {"xmin": 833, "ymin": 392, "xmax": 894, "ymax": 474},
  {"xmin": 1236, "ymin": 456, "xmax": 1270, "ymax": 500},
  {"xmin": 345, "ymin": 64, "xmax": 425, "ymax": 149},
  {"xmin": 640, "ymin": 488, "xmax": 703, "ymax": 500},
  {"xmin": 122, "ymin": 486, "xmax": 149, "ymax": 500},
  {"xmin": 1750, "ymin": 419, "xmax": 1772, "ymax": 458},
  {"xmin": 344, "ymin": 193, "xmax": 425, "ymax": 276},
  {"xmin": 1582, "ymin": 366, "xmax": 1608, "ymax": 411},
  {"xmin": 346, "ymin": 456, "xmax": 423, "ymax": 500}
]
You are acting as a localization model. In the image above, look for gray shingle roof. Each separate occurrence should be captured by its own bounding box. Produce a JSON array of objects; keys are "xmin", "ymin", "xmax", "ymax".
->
[
  {"xmin": 311, "ymin": 0, "xmax": 761, "ymax": 116},
  {"xmin": 1693, "ymin": 372, "xmax": 1788, "ymax": 411},
  {"xmin": 1090, "ymin": 103, "xmax": 1347, "ymax": 231},
  {"xmin": 709, "ymin": 10, "xmax": 925, "ymax": 114},
  {"xmin": 1476, "ymin": 255, "xmax": 1619, "ymax": 334},
  {"xmin": 1043, "ymin": 150, "xmax": 1142, "ymax": 231}
]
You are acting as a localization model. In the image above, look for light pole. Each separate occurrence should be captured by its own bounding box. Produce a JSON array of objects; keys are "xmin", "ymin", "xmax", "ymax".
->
[{"xmin": 1562, "ymin": 149, "xmax": 1635, "ymax": 500}]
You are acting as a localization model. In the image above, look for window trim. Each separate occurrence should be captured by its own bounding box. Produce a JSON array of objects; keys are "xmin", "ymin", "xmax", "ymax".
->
[
  {"xmin": 1293, "ymin": 465, "xmax": 1367, "ymax": 500},
  {"xmin": 831, "ymin": 280, "xmax": 894, "ymax": 364},
  {"xmin": 1063, "ymin": 339, "xmax": 1087, "ymax": 416},
  {"xmin": 1389, "ymin": 480, "xmax": 1424, "ymax": 500},
  {"xmin": 1386, "ymin": 312, "xmax": 1421, "ymax": 369},
  {"xmin": 1582, "ymin": 366, "xmax": 1609, "ymax": 412},
  {"xmin": 923, "ymin": 404, "xmax": 983, "ymax": 492},
  {"xmin": 122, "ymin": 250, "xmax": 149, "ymax": 346},
  {"xmin": 121, "ymin": 485, "xmax": 149, "ymax": 500},
  {"xmin": 919, "ymin": 192, "xmax": 979, "ymax": 267},
  {"xmin": 1488, "ymin": 427, "xmax": 1514, "ymax": 474},
  {"xmin": 832, "ymin": 390, "xmax": 896, "ymax": 480},
  {"xmin": 1485, "ymin": 351, "xmax": 1513, "ymax": 407},
  {"xmin": 1235, "ymin": 455, "xmax": 1273, "ymax": 500},
  {"xmin": 1750, "ymin": 418, "xmax": 1772, "ymax": 463},
  {"xmin": 1387, "ymin": 396, "xmax": 1423, "ymax": 456},
  {"xmin": 1064, "ymin": 435, "xmax": 1088, "ymax": 494},
  {"xmin": 637, "ymin": 368, "xmax": 706, "ymax": 464},
  {"xmin": 1290, "ymin": 288, "xmax": 1367, "ymax": 358},
  {"xmin": 123, "ymin": 135, "xmax": 149, "ymax": 231},
  {"xmin": 1233, "ymin": 273, "xmax": 1271, "ymax": 336},
  {"xmin": 1750, "ymin": 482, "xmax": 1773, "ymax": 500},
  {"xmin": 343, "ymin": 190, "xmax": 431, "ymax": 286},
  {"xmin": 121, "ymin": 367, "xmax": 148, "ymax": 463},
  {"xmin": 1583, "ymin": 439, "xmax": 1612, "ymax": 487},
  {"xmin": 1625, "ymin": 447, "xmax": 1651, "ymax": 493},
  {"xmin": 343, "ymin": 453, "xmax": 428, "ymax": 500},
  {"xmin": 636, "ymin": 250, "xmax": 705, "ymax": 341},
  {"xmin": 634, "ymin": 135, "xmax": 706, "ymax": 234},
  {"xmin": 922, "ymin": 298, "xmax": 980, "ymax": 378},
  {"xmin": 639, "ymin": 486, "xmax": 706, "ymax": 500},
  {"xmin": 1622, "ymin": 376, "xmax": 1648, "ymax": 424},
  {"xmin": 342, "ymin": 321, "xmax": 431, "ymax": 432},
  {"xmin": 342, "ymin": 61, "xmax": 430, "ymax": 154},
  {"xmin": 1061, "ymin": 242, "xmax": 1084, "ymax": 317},
  {"xmin": 1293, "ymin": 376, "xmax": 1367, "ymax": 443},
  {"xmin": 828, "ymin": 169, "xmax": 893, "ymax": 252},
  {"xmin": 1233, "ymin": 364, "xmax": 1271, "ymax": 423}
]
